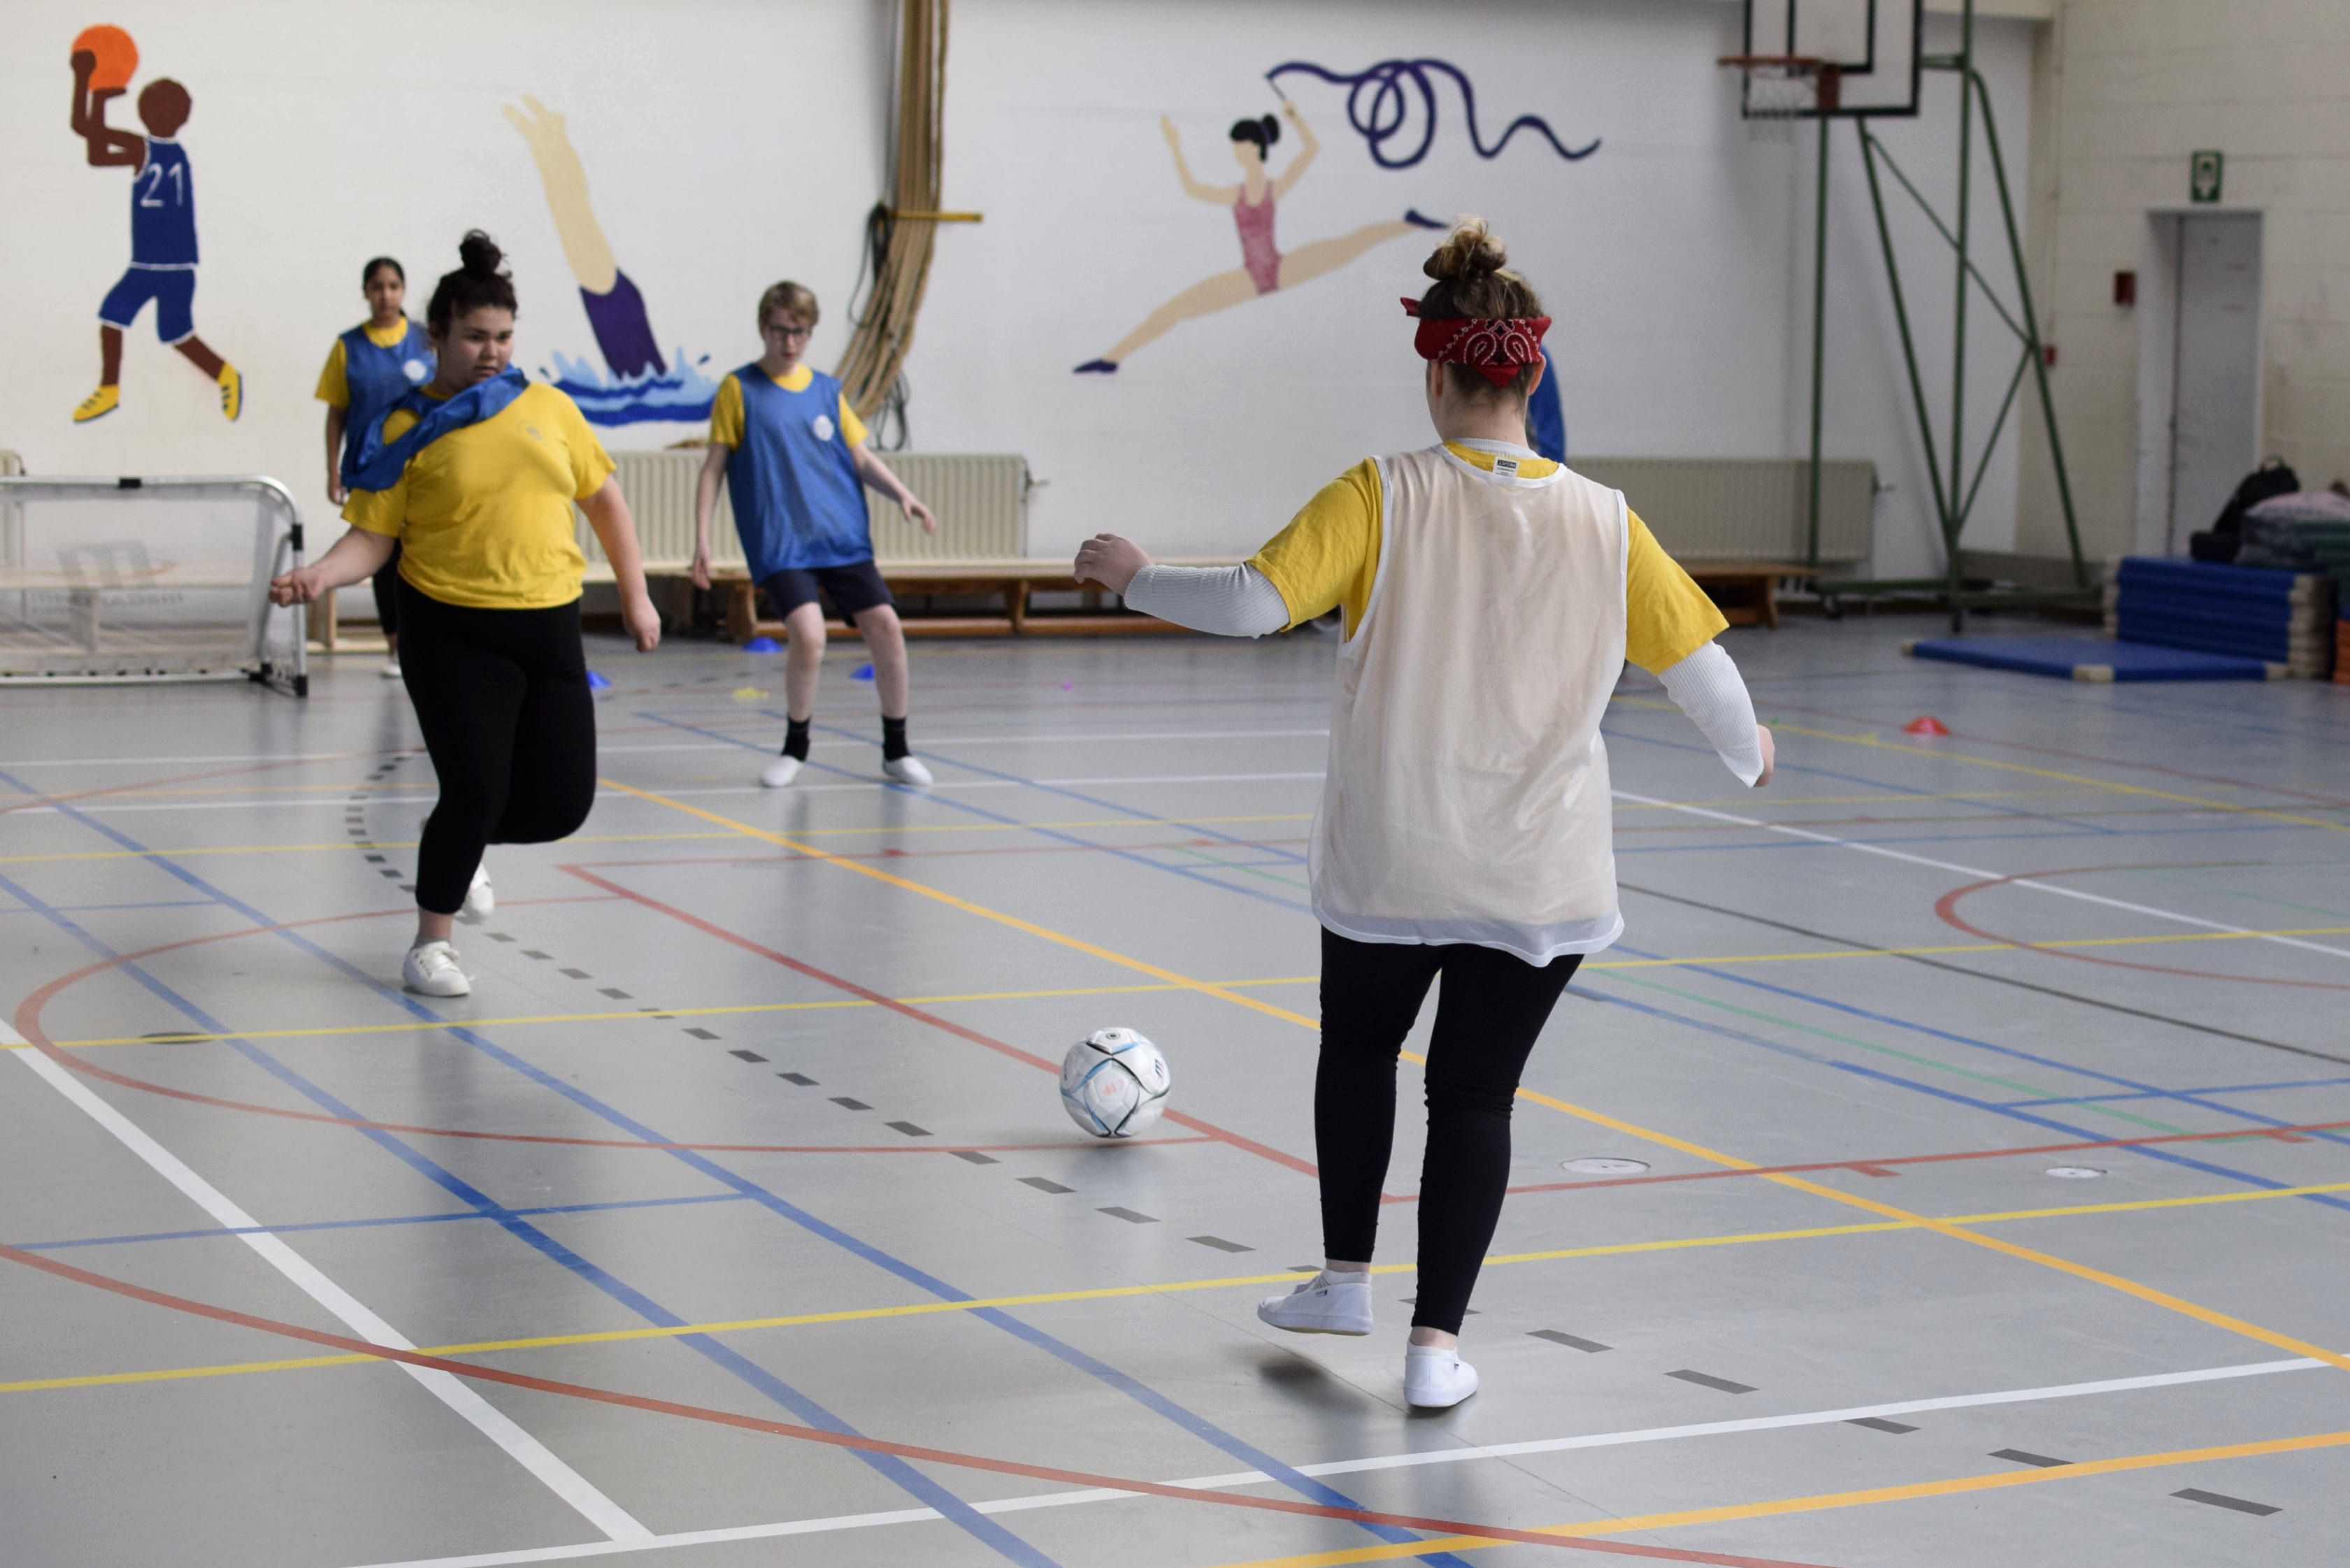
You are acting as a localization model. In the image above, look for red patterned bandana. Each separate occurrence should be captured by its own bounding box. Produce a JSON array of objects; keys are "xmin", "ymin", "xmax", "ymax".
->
[{"xmin": 1402, "ymin": 298, "xmax": 1552, "ymax": 387}]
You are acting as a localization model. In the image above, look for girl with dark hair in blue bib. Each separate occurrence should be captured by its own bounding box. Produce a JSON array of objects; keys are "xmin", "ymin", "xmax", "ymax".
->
[{"xmin": 317, "ymin": 256, "xmax": 435, "ymax": 676}]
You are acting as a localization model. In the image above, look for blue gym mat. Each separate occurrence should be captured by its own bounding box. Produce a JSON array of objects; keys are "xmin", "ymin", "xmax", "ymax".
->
[{"xmin": 1905, "ymin": 636, "xmax": 2280, "ymax": 682}]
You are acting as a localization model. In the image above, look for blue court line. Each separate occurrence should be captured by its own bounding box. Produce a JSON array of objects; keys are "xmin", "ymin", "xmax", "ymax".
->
[
  {"xmin": 6, "ymin": 771, "xmax": 1465, "ymax": 1568},
  {"xmin": 0, "ymin": 899, "xmax": 222, "ymax": 914},
  {"xmin": 0, "ymin": 820, "xmax": 1062, "ymax": 1568},
  {"xmin": 9, "ymin": 1191, "xmax": 754, "ymax": 1253},
  {"xmin": 1612, "ymin": 935, "xmax": 2350, "ymax": 1161},
  {"xmin": 634, "ymin": 712, "xmax": 1319, "ymax": 916},
  {"xmin": 1999, "ymin": 1076, "xmax": 2350, "ymax": 1109}
]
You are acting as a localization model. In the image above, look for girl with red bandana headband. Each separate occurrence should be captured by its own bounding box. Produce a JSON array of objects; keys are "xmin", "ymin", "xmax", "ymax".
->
[{"xmin": 1075, "ymin": 220, "xmax": 1774, "ymax": 1409}]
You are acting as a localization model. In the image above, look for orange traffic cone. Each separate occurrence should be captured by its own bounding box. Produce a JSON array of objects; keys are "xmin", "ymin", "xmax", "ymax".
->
[{"xmin": 1903, "ymin": 715, "xmax": 1951, "ymax": 736}]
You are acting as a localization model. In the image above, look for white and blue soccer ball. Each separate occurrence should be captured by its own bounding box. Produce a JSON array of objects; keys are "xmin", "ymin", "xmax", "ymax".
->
[{"xmin": 1059, "ymin": 1027, "xmax": 1172, "ymax": 1138}]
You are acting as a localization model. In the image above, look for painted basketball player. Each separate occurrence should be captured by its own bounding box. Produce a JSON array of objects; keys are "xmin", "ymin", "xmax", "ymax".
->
[
  {"xmin": 68, "ymin": 44, "xmax": 241, "ymax": 424},
  {"xmin": 1075, "ymin": 100, "xmax": 1442, "ymax": 373}
]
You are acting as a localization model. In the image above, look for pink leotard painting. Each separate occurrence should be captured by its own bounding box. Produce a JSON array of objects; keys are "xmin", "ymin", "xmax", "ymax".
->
[{"xmin": 1075, "ymin": 101, "xmax": 1441, "ymax": 374}]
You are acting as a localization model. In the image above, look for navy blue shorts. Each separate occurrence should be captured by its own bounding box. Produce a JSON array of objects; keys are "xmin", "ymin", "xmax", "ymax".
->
[
  {"xmin": 99, "ymin": 265, "xmax": 196, "ymax": 343},
  {"xmin": 761, "ymin": 561, "xmax": 894, "ymax": 621}
]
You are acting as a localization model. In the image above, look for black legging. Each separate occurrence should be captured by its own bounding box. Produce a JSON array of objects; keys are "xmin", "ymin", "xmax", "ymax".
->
[
  {"xmin": 396, "ymin": 580, "xmax": 596, "ymax": 915},
  {"xmin": 371, "ymin": 542, "xmax": 405, "ymax": 640},
  {"xmin": 1317, "ymin": 927, "xmax": 1582, "ymax": 1335}
]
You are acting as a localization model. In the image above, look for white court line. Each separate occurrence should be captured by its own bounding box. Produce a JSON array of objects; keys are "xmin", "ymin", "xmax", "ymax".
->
[
  {"xmin": 339, "ymin": 1355, "xmax": 2327, "ymax": 1568},
  {"xmin": 1613, "ymin": 790, "xmax": 2350, "ymax": 963},
  {"xmin": 2, "ymin": 1027, "xmax": 650, "ymax": 1544},
  {"xmin": 0, "ymin": 775, "xmax": 1326, "ymax": 817},
  {"xmin": 1, "ymin": 731, "xmax": 1326, "ymax": 768}
]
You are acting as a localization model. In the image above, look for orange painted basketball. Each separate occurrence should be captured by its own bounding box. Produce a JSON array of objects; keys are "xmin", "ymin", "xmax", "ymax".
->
[{"xmin": 71, "ymin": 24, "xmax": 138, "ymax": 92}]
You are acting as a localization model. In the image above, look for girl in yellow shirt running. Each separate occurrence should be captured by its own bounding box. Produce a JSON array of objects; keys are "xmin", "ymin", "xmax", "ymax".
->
[
  {"xmin": 272, "ymin": 233, "xmax": 660, "ymax": 998},
  {"xmin": 1076, "ymin": 220, "xmax": 1774, "ymax": 1409}
]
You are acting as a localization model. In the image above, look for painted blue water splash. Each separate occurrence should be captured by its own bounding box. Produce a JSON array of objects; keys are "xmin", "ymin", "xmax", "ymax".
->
[
  {"xmin": 1266, "ymin": 59, "xmax": 1600, "ymax": 169},
  {"xmin": 543, "ymin": 348, "xmax": 722, "ymax": 426}
]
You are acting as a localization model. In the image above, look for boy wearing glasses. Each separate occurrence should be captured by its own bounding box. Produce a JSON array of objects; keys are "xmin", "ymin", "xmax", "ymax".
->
[{"xmin": 694, "ymin": 280, "xmax": 937, "ymax": 786}]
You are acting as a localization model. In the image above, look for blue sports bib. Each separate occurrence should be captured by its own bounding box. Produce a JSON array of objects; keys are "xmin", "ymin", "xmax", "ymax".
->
[
  {"xmin": 337, "ymin": 321, "xmax": 438, "ymax": 484},
  {"xmin": 724, "ymin": 365, "xmax": 872, "ymax": 576}
]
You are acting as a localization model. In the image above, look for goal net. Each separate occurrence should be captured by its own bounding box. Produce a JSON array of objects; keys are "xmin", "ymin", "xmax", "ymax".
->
[{"xmin": 0, "ymin": 475, "xmax": 308, "ymax": 693}]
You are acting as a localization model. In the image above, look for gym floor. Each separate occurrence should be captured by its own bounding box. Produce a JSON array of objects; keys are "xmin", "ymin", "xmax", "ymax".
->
[{"xmin": 3, "ymin": 617, "xmax": 2346, "ymax": 1568}]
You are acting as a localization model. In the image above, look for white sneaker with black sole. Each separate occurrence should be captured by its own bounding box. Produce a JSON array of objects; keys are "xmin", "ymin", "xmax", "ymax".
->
[
  {"xmin": 402, "ymin": 940, "xmax": 471, "ymax": 997},
  {"xmin": 760, "ymin": 756, "xmax": 803, "ymax": 788},
  {"xmin": 1403, "ymin": 1343, "xmax": 1479, "ymax": 1408},
  {"xmin": 882, "ymin": 755, "xmax": 933, "ymax": 786},
  {"xmin": 1256, "ymin": 1272, "xmax": 1373, "ymax": 1335},
  {"xmin": 462, "ymin": 863, "xmax": 494, "ymax": 919},
  {"xmin": 380, "ymin": 659, "xmax": 403, "ymax": 679}
]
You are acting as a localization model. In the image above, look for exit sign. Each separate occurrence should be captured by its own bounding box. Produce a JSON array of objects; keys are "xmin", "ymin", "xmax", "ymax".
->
[{"xmin": 2191, "ymin": 150, "xmax": 2223, "ymax": 203}]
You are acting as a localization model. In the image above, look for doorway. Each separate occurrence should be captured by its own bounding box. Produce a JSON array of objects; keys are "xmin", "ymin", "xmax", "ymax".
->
[{"xmin": 2133, "ymin": 211, "xmax": 2264, "ymax": 556}]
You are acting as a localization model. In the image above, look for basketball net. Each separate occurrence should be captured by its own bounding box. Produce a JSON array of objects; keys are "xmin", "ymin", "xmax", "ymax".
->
[{"xmin": 1720, "ymin": 56, "xmax": 1840, "ymax": 143}]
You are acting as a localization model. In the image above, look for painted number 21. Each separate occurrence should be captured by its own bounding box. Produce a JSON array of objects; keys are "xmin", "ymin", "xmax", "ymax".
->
[{"xmin": 136, "ymin": 161, "xmax": 185, "ymax": 208}]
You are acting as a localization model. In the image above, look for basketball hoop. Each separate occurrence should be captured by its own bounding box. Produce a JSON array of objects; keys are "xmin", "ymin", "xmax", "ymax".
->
[{"xmin": 1721, "ymin": 55, "xmax": 1841, "ymax": 141}]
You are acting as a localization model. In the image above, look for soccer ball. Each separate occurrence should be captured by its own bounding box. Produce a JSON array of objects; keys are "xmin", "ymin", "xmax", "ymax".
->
[{"xmin": 1059, "ymin": 1028, "xmax": 1172, "ymax": 1138}]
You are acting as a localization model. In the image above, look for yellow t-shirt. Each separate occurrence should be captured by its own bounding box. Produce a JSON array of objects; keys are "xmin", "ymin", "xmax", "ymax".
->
[
  {"xmin": 343, "ymin": 382, "xmax": 615, "ymax": 610},
  {"xmin": 313, "ymin": 319, "xmax": 419, "ymax": 409},
  {"xmin": 1245, "ymin": 444, "xmax": 1729, "ymax": 673},
  {"xmin": 707, "ymin": 363, "xmax": 870, "ymax": 449}
]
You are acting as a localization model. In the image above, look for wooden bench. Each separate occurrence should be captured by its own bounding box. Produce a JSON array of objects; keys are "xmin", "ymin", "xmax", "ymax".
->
[
  {"xmin": 596, "ymin": 557, "xmax": 1240, "ymax": 641},
  {"xmin": 1684, "ymin": 561, "xmax": 1820, "ymax": 629}
]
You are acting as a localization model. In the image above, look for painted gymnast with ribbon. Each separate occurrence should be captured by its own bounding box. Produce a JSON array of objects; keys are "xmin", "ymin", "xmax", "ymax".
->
[{"xmin": 1075, "ymin": 99, "xmax": 1442, "ymax": 374}]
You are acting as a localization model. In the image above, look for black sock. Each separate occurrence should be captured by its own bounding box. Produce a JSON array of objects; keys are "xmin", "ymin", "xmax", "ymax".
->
[
  {"xmin": 882, "ymin": 716, "xmax": 910, "ymax": 762},
  {"xmin": 783, "ymin": 719, "xmax": 810, "ymax": 761}
]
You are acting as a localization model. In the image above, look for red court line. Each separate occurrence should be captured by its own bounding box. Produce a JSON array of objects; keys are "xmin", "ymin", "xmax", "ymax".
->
[
  {"xmin": 0, "ymin": 752, "xmax": 360, "ymax": 817},
  {"xmin": 13, "ymin": 902, "xmax": 1202, "ymax": 1157},
  {"xmin": 0, "ymin": 1239, "xmax": 1841, "ymax": 1568},
  {"xmin": 575, "ymin": 836, "xmax": 1310, "ymax": 870},
  {"xmin": 1935, "ymin": 866, "xmax": 2350, "ymax": 992},
  {"xmin": 559, "ymin": 863, "xmax": 1324, "ymax": 1180}
]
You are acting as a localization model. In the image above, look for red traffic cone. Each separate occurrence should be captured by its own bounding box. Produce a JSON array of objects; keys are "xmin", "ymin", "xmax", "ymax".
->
[{"xmin": 1903, "ymin": 715, "xmax": 1951, "ymax": 736}]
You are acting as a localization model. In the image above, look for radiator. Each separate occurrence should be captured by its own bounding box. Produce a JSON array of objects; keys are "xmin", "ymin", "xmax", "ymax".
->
[
  {"xmin": 580, "ymin": 449, "xmax": 1030, "ymax": 566},
  {"xmin": 1569, "ymin": 458, "xmax": 1876, "ymax": 563}
]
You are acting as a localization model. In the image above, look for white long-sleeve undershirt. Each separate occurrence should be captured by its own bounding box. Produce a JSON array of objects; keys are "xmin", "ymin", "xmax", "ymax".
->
[{"xmin": 1122, "ymin": 561, "xmax": 1763, "ymax": 782}]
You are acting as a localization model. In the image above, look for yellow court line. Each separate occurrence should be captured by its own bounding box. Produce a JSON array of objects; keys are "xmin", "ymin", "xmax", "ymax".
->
[
  {"xmin": 598, "ymin": 779, "xmax": 1324, "ymax": 1030},
  {"xmin": 31, "ymin": 978, "xmax": 1324, "ymax": 1050},
  {"xmin": 602, "ymin": 777, "xmax": 2350, "ymax": 1384},
  {"xmin": 1200, "ymin": 1427, "xmax": 2350, "ymax": 1568},
  {"xmin": 1756, "ymin": 716, "xmax": 2350, "ymax": 834},
  {"xmin": 17, "ymin": 1178, "xmax": 2349, "ymax": 1397}
]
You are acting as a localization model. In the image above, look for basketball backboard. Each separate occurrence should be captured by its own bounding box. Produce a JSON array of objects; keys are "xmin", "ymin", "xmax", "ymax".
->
[{"xmin": 1740, "ymin": 0, "xmax": 1923, "ymax": 117}]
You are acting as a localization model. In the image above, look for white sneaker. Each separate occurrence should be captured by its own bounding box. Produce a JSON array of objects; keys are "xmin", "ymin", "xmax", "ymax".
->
[
  {"xmin": 462, "ymin": 863, "xmax": 494, "ymax": 919},
  {"xmin": 402, "ymin": 940, "xmax": 471, "ymax": 997},
  {"xmin": 1256, "ymin": 1272, "xmax": 1373, "ymax": 1335},
  {"xmin": 1403, "ymin": 1343, "xmax": 1479, "ymax": 1409},
  {"xmin": 760, "ymin": 756, "xmax": 803, "ymax": 788},
  {"xmin": 380, "ymin": 659, "xmax": 403, "ymax": 679},
  {"xmin": 882, "ymin": 755, "xmax": 933, "ymax": 786}
]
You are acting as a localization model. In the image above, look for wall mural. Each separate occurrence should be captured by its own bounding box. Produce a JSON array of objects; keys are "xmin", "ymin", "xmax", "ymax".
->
[
  {"xmin": 66, "ymin": 23, "xmax": 241, "ymax": 425},
  {"xmin": 1073, "ymin": 101, "xmax": 1442, "ymax": 375},
  {"xmin": 505, "ymin": 96, "xmax": 719, "ymax": 426},
  {"xmin": 1076, "ymin": 64, "xmax": 1598, "ymax": 383}
]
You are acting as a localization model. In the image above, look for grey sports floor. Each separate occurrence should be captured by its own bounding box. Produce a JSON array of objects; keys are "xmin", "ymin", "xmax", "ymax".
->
[{"xmin": 4, "ymin": 618, "xmax": 2347, "ymax": 1568}]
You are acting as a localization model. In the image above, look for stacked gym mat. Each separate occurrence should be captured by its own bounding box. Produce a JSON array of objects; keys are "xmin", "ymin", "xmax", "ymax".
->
[
  {"xmin": 2102, "ymin": 556, "xmax": 2335, "ymax": 679},
  {"xmin": 2233, "ymin": 493, "xmax": 2350, "ymax": 686}
]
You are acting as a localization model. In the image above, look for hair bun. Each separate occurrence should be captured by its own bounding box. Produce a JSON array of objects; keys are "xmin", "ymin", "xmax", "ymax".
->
[
  {"xmin": 1423, "ymin": 217, "xmax": 1508, "ymax": 284},
  {"xmin": 457, "ymin": 230, "xmax": 508, "ymax": 280},
  {"xmin": 1261, "ymin": 113, "xmax": 1280, "ymax": 146}
]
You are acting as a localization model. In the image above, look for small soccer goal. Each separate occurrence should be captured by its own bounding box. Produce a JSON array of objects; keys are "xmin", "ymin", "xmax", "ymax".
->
[{"xmin": 0, "ymin": 475, "xmax": 308, "ymax": 693}]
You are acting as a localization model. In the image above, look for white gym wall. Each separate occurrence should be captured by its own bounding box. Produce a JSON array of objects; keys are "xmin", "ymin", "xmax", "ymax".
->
[{"xmin": 0, "ymin": 0, "xmax": 2049, "ymax": 580}]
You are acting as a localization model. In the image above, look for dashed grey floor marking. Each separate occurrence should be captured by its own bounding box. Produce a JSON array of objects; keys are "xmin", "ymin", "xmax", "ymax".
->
[
  {"xmin": 1189, "ymin": 1235, "xmax": 1253, "ymax": 1252},
  {"xmin": 776, "ymin": 1072, "xmax": 816, "ymax": 1085},
  {"xmin": 1665, "ymin": 1369, "xmax": 1756, "ymax": 1394},
  {"xmin": 1847, "ymin": 1417, "xmax": 1917, "ymax": 1434},
  {"xmin": 2172, "ymin": 1489, "xmax": 2279, "ymax": 1516},
  {"xmin": 1989, "ymin": 1448, "xmax": 2071, "ymax": 1468},
  {"xmin": 729, "ymin": 1049, "xmax": 768, "ymax": 1063},
  {"xmin": 1020, "ymin": 1177, "xmax": 1075, "ymax": 1193},
  {"xmin": 598, "ymin": 988, "xmax": 632, "ymax": 999},
  {"xmin": 559, "ymin": 968, "xmax": 591, "ymax": 979},
  {"xmin": 830, "ymin": 1096, "xmax": 872, "ymax": 1110},
  {"xmin": 485, "ymin": 933, "xmax": 515, "ymax": 942},
  {"xmin": 363, "ymin": 854, "xmax": 386, "ymax": 863},
  {"xmin": 1098, "ymin": 1207, "xmax": 1156, "ymax": 1223},
  {"xmin": 522, "ymin": 950, "xmax": 552, "ymax": 961},
  {"xmin": 1529, "ymin": 1330, "xmax": 1610, "ymax": 1352},
  {"xmin": 682, "ymin": 1028, "xmax": 720, "ymax": 1041},
  {"xmin": 950, "ymin": 1150, "xmax": 1000, "ymax": 1165},
  {"xmin": 886, "ymin": 1121, "xmax": 931, "ymax": 1137}
]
